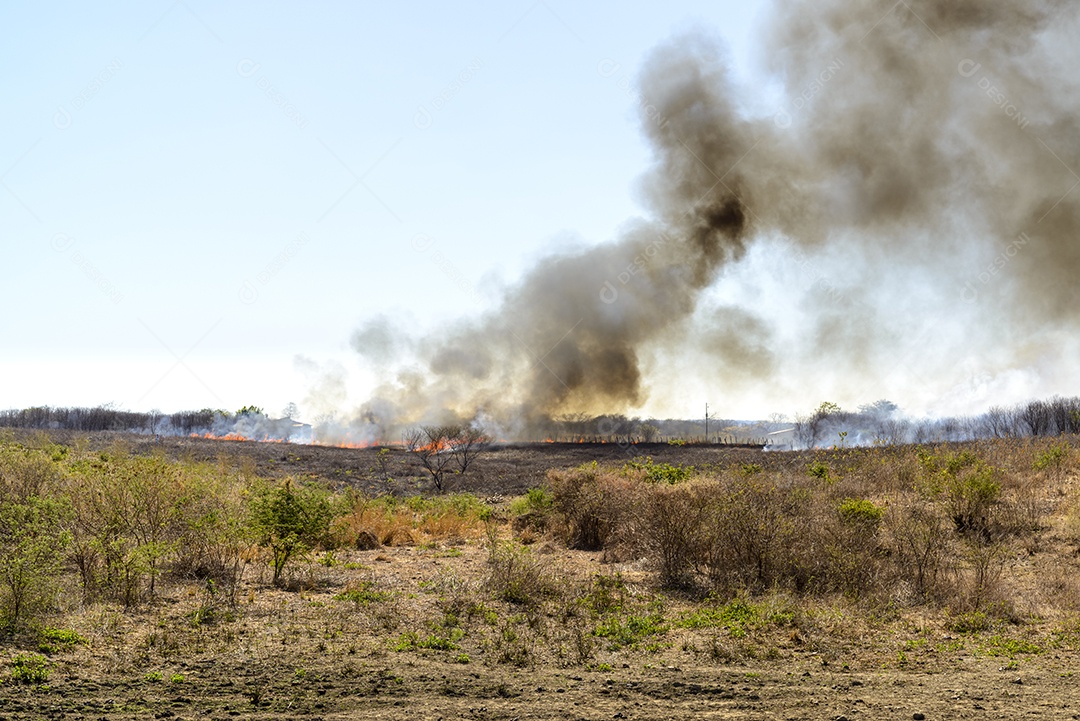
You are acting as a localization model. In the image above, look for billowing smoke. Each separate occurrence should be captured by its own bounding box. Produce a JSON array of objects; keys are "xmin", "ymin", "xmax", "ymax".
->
[{"xmin": 333, "ymin": 0, "xmax": 1079, "ymax": 442}]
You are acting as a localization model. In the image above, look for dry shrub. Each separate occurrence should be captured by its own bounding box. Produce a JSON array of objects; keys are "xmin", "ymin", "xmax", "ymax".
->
[
  {"xmin": 635, "ymin": 483, "xmax": 707, "ymax": 587},
  {"xmin": 953, "ymin": 541, "xmax": 1013, "ymax": 616},
  {"xmin": 546, "ymin": 462, "xmax": 642, "ymax": 551},
  {"xmin": 485, "ymin": 538, "xmax": 561, "ymax": 606},
  {"xmin": 549, "ymin": 464, "xmax": 897, "ymax": 597},
  {"xmin": 886, "ymin": 498, "xmax": 953, "ymax": 602},
  {"xmin": 693, "ymin": 475, "xmax": 814, "ymax": 595}
]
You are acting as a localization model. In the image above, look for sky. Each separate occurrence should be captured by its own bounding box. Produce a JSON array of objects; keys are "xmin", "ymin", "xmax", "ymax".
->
[
  {"xmin": 2, "ymin": 1, "xmax": 770, "ymax": 421},
  {"xmin": 3, "ymin": 1, "xmax": 1076, "ymax": 426}
]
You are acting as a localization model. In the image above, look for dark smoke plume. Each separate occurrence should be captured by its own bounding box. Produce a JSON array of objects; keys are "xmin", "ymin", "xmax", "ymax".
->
[{"xmin": 336, "ymin": 0, "xmax": 1079, "ymax": 441}]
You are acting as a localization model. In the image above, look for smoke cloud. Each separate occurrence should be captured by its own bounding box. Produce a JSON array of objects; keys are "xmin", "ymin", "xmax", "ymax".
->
[{"xmin": 334, "ymin": 0, "xmax": 1079, "ymax": 441}]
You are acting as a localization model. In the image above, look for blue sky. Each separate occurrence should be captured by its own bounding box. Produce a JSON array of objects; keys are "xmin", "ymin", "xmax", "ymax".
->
[
  {"xmin": 2, "ymin": 1, "xmax": 769, "ymax": 419},
  {"xmin": 6, "ymin": 2, "xmax": 1074, "ymax": 424}
]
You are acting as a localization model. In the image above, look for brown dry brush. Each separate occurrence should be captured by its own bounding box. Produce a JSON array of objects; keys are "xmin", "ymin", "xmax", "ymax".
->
[{"xmin": 543, "ymin": 444, "xmax": 1057, "ymax": 611}]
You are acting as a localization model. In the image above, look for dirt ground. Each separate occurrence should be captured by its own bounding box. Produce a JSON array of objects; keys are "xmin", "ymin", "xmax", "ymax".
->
[{"xmin": 2, "ymin": 538, "xmax": 1078, "ymax": 721}]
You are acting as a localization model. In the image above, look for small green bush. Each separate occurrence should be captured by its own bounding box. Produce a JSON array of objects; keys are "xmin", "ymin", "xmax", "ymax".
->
[
  {"xmin": 623, "ymin": 457, "xmax": 694, "ymax": 484},
  {"xmin": 509, "ymin": 487, "xmax": 554, "ymax": 516},
  {"xmin": 248, "ymin": 479, "xmax": 334, "ymax": 586},
  {"xmin": 37, "ymin": 627, "xmax": 86, "ymax": 654},
  {"xmin": 593, "ymin": 610, "xmax": 668, "ymax": 650},
  {"xmin": 393, "ymin": 629, "xmax": 464, "ymax": 652},
  {"xmin": 807, "ymin": 461, "xmax": 830, "ymax": 482},
  {"xmin": 1034, "ymin": 443, "xmax": 1070, "ymax": 473},
  {"xmin": 677, "ymin": 596, "xmax": 794, "ymax": 637},
  {"xmin": 837, "ymin": 498, "xmax": 885, "ymax": 527},
  {"xmin": 11, "ymin": 653, "xmax": 50, "ymax": 684},
  {"xmin": 334, "ymin": 581, "xmax": 390, "ymax": 605}
]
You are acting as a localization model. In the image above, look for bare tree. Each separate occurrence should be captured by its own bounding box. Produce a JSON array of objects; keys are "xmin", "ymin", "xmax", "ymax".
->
[
  {"xmin": 1019, "ymin": 400, "xmax": 1054, "ymax": 437},
  {"xmin": 404, "ymin": 426, "xmax": 457, "ymax": 492},
  {"xmin": 448, "ymin": 426, "xmax": 491, "ymax": 474},
  {"xmin": 404, "ymin": 425, "xmax": 490, "ymax": 491},
  {"xmin": 984, "ymin": 406, "xmax": 1019, "ymax": 439}
]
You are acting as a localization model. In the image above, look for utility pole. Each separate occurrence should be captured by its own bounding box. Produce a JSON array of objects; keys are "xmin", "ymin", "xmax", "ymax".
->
[{"xmin": 705, "ymin": 402, "xmax": 709, "ymax": 444}]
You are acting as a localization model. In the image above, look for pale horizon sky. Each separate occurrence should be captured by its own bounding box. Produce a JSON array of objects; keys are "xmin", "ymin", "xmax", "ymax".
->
[{"xmin": 3, "ymin": 1, "xmax": 776, "ymax": 421}]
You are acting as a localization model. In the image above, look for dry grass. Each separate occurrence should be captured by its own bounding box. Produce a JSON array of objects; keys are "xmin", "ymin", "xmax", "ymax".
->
[
  {"xmin": 0, "ymin": 432, "xmax": 1078, "ymax": 719},
  {"xmin": 331, "ymin": 493, "xmax": 492, "ymax": 548}
]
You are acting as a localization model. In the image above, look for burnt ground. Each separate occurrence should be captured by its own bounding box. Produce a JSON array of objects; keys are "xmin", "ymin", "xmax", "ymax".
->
[{"xmin": 7, "ymin": 428, "xmax": 783, "ymax": 496}]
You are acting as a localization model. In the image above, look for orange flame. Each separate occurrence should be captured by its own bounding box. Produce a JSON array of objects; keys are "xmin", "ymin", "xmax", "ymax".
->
[{"xmin": 192, "ymin": 432, "xmax": 252, "ymax": 442}]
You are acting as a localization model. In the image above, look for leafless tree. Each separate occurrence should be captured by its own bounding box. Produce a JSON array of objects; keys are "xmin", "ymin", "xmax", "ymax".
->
[
  {"xmin": 448, "ymin": 426, "xmax": 491, "ymax": 474},
  {"xmin": 404, "ymin": 426, "xmax": 455, "ymax": 492},
  {"xmin": 1019, "ymin": 400, "xmax": 1054, "ymax": 436},
  {"xmin": 984, "ymin": 406, "xmax": 1020, "ymax": 438},
  {"xmin": 404, "ymin": 425, "xmax": 490, "ymax": 491}
]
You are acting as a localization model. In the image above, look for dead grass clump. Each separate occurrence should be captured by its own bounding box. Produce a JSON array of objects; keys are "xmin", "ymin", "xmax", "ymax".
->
[
  {"xmin": 546, "ymin": 462, "xmax": 641, "ymax": 551},
  {"xmin": 332, "ymin": 493, "xmax": 492, "ymax": 548},
  {"xmin": 885, "ymin": 498, "xmax": 953, "ymax": 602},
  {"xmin": 484, "ymin": 525, "xmax": 563, "ymax": 607}
]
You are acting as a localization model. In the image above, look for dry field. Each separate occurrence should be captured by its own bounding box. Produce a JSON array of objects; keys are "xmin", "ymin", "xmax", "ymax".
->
[{"xmin": 1, "ymin": 430, "xmax": 1079, "ymax": 720}]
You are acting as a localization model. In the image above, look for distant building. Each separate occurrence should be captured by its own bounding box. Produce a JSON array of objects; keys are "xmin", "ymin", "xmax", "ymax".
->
[
  {"xmin": 276, "ymin": 417, "xmax": 312, "ymax": 443},
  {"xmin": 765, "ymin": 427, "xmax": 796, "ymax": 451}
]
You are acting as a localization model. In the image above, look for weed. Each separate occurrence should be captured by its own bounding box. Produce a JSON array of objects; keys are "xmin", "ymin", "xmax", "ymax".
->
[
  {"xmin": 978, "ymin": 635, "xmax": 1042, "ymax": 657},
  {"xmin": 394, "ymin": 628, "xmax": 464, "ymax": 652},
  {"xmin": 837, "ymin": 498, "xmax": 885, "ymax": 527},
  {"xmin": 678, "ymin": 596, "xmax": 794, "ymax": 638},
  {"xmin": 948, "ymin": 611, "xmax": 992, "ymax": 633},
  {"xmin": 37, "ymin": 627, "xmax": 86, "ymax": 654},
  {"xmin": 486, "ymin": 539, "xmax": 559, "ymax": 605},
  {"xmin": 11, "ymin": 653, "xmax": 50, "ymax": 684},
  {"xmin": 334, "ymin": 581, "xmax": 390, "ymax": 606}
]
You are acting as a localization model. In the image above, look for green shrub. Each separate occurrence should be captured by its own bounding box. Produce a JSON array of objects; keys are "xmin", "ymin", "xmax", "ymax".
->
[
  {"xmin": 510, "ymin": 487, "xmax": 554, "ymax": 516},
  {"xmin": 0, "ymin": 496, "xmax": 72, "ymax": 630},
  {"xmin": 37, "ymin": 628, "xmax": 86, "ymax": 654},
  {"xmin": 10, "ymin": 653, "xmax": 50, "ymax": 684},
  {"xmin": 594, "ymin": 610, "xmax": 668, "ymax": 650},
  {"xmin": 677, "ymin": 596, "xmax": 795, "ymax": 637},
  {"xmin": 394, "ymin": 628, "xmax": 464, "ymax": 652},
  {"xmin": 1034, "ymin": 443, "xmax": 1070, "ymax": 474},
  {"xmin": 837, "ymin": 498, "xmax": 885, "ymax": 527},
  {"xmin": 623, "ymin": 457, "xmax": 694, "ymax": 484},
  {"xmin": 807, "ymin": 461, "xmax": 831, "ymax": 482},
  {"xmin": 948, "ymin": 465, "xmax": 1000, "ymax": 535},
  {"xmin": 248, "ymin": 479, "xmax": 334, "ymax": 586}
]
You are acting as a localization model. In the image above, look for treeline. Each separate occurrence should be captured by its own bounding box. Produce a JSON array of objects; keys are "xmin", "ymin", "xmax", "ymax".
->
[
  {"xmin": 792, "ymin": 395, "xmax": 1080, "ymax": 449},
  {"xmin": 0, "ymin": 406, "xmax": 222, "ymax": 434},
  {"xmin": 0, "ymin": 406, "xmax": 308, "ymax": 441}
]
